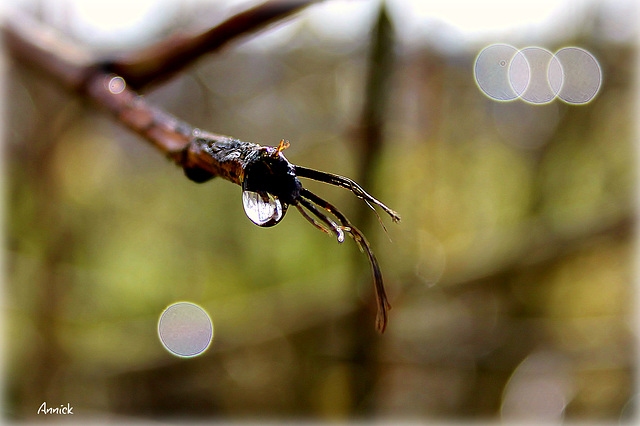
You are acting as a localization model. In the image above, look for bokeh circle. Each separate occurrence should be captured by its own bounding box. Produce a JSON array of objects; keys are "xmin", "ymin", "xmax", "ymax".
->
[{"xmin": 158, "ymin": 302, "xmax": 213, "ymax": 358}]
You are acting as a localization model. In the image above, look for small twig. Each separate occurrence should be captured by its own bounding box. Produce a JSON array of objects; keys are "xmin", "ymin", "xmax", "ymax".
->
[
  {"xmin": 103, "ymin": 0, "xmax": 321, "ymax": 90},
  {"xmin": 2, "ymin": 11, "xmax": 94, "ymax": 91}
]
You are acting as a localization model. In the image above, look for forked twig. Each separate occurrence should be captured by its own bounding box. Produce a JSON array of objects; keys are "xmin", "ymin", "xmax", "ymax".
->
[{"xmin": 104, "ymin": 0, "xmax": 321, "ymax": 90}]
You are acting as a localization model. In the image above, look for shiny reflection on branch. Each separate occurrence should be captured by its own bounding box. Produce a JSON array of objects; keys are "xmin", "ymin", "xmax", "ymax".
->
[{"xmin": 107, "ymin": 76, "xmax": 126, "ymax": 94}]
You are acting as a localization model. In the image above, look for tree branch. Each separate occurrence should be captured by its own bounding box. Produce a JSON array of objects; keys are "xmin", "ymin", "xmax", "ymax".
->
[
  {"xmin": 2, "ymin": 11, "xmax": 94, "ymax": 91},
  {"xmin": 2, "ymin": 11, "xmax": 196, "ymax": 157},
  {"xmin": 103, "ymin": 0, "xmax": 321, "ymax": 90},
  {"xmin": 2, "ymin": 1, "xmax": 320, "ymax": 158},
  {"xmin": 2, "ymin": 4, "xmax": 399, "ymax": 333}
]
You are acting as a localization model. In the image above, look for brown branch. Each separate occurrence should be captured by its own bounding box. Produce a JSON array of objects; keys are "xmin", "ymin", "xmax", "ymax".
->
[
  {"xmin": 2, "ymin": 1, "xmax": 319, "ymax": 158},
  {"xmin": 2, "ymin": 12, "xmax": 94, "ymax": 91},
  {"xmin": 85, "ymin": 75, "xmax": 193, "ymax": 155},
  {"xmin": 2, "ymin": 5, "xmax": 399, "ymax": 333},
  {"xmin": 2, "ymin": 6, "xmax": 297, "ymax": 160},
  {"xmin": 103, "ymin": 0, "xmax": 321, "ymax": 90},
  {"xmin": 3, "ymin": 11, "xmax": 190, "ymax": 156}
]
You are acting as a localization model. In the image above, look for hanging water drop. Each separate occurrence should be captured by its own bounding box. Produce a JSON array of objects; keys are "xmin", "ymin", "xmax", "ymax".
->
[{"xmin": 242, "ymin": 190, "xmax": 287, "ymax": 227}]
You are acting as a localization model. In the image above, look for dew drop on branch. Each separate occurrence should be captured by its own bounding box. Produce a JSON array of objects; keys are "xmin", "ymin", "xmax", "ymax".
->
[{"xmin": 242, "ymin": 190, "xmax": 285, "ymax": 227}]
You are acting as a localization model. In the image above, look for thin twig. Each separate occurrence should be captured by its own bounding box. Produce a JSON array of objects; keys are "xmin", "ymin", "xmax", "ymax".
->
[
  {"xmin": 2, "ymin": 11, "xmax": 94, "ymax": 91},
  {"xmin": 104, "ymin": 0, "xmax": 321, "ymax": 90}
]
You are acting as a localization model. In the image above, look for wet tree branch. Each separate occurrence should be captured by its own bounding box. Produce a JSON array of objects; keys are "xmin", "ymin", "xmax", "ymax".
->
[{"xmin": 2, "ymin": 2, "xmax": 399, "ymax": 333}]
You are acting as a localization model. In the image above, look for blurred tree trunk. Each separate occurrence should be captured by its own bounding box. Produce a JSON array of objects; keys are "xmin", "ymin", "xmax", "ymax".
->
[
  {"xmin": 347, "ymin": 2, "xmax": 395, "ymax": 416},
  {"xmin": 7, "ymin": 77, "xmax": 74, "ymax": 417}
]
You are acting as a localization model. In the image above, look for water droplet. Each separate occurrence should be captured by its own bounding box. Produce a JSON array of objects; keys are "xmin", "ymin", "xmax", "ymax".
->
[
  {"xmin": 337, "ymin": 228, "xmax": 345, "ymax": 243},
  {"xmin": 242, "ymin": 190, "xmax": 286, "ymax": 227},
  {"xmin": 107, "ymin": 76, "xmax": 126, "ymax": 94}
]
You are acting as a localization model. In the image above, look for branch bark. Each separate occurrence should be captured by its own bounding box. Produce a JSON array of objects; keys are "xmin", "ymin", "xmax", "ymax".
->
[
  {"xmin": 103, "ymin": 0, "xmax": 321, "ymax": 90},
  {"xmin": 2, "ymin": 3, "xmax": 317, "ymax": 165},
  {"xmin": 3, "ymin": 1, "xmax": 319, "ymax": 156}
]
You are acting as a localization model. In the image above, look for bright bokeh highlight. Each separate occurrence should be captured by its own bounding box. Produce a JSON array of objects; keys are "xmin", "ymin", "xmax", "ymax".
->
[
  {"xmin": 107, "ymin": 76, "xmax": 126, "ymax": 94},
  {"xmin": 554, "ymin": 47, "xmax": 602, "ymax": 104},
  {"xmin": 475, "ymin": 44, "xmax": 602, "ymax": 105},
  {"xmin": 474, "ymin": 44, "xmax": 522, "ymax": 101},
  {"xmin": 158, "ymin": 302, "xmax": 213, "ymax": 358},
  {"xmin": 512, "ymin": 47, "xmax": 562, "ymax": 104}
]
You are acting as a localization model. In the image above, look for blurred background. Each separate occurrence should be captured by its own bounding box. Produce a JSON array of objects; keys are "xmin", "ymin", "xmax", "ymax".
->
[{"xmin": 3, "ymin": 0, "xmax": 637, "ymax": 422}]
